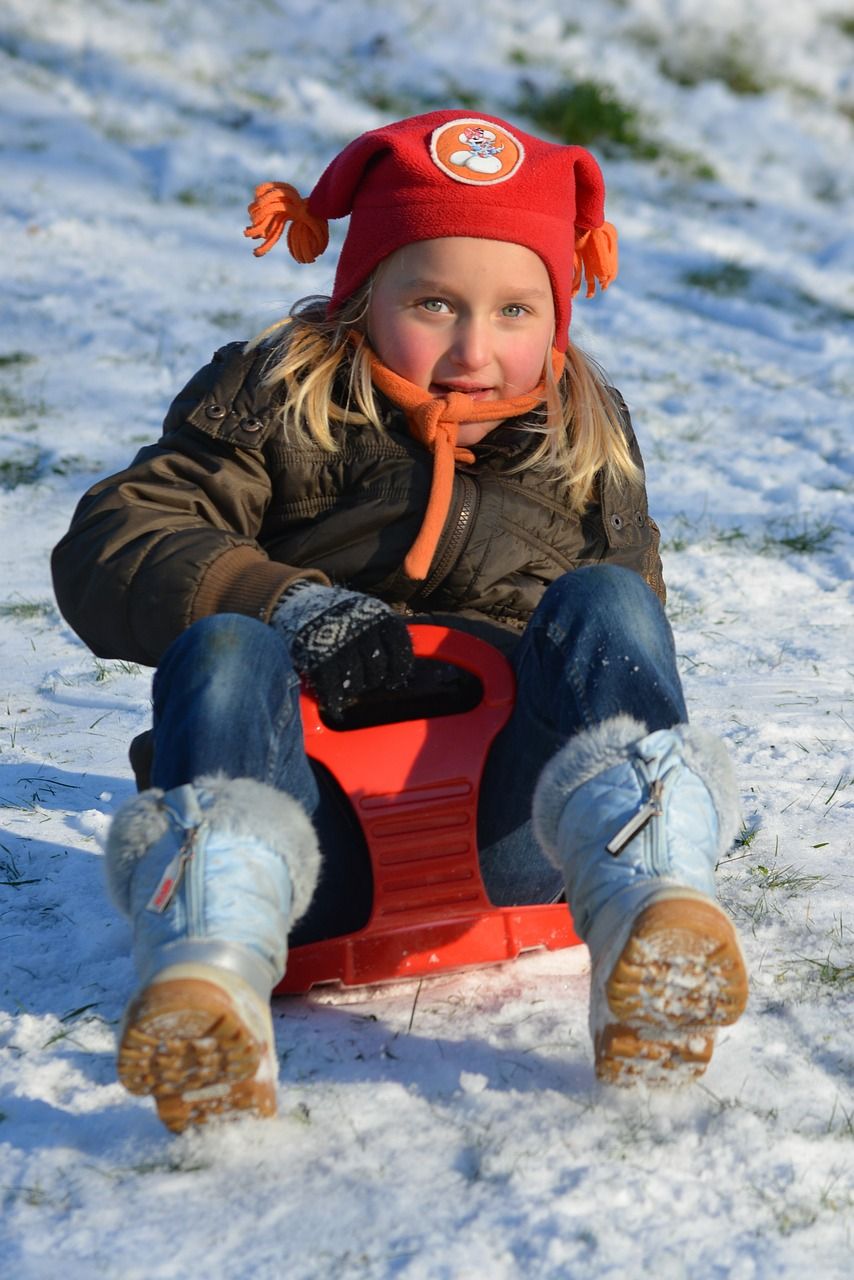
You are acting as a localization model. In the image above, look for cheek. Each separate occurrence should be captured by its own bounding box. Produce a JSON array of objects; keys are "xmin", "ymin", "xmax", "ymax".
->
[
  {"xmin": 372, "ymin": 319, "xmax": 437, "ymax": 385},
  {"xmin": 503, "ymin": 332, "xmax": 553, "ymax": 391}
]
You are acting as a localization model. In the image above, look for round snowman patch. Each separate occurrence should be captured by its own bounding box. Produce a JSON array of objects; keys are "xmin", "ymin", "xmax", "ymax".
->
[{"xmin": 430, "ymin": 118, "xmax": 525, "ymax": 185}]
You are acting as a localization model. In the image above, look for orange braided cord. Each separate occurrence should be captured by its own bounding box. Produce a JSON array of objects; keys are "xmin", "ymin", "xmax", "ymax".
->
[
  {"xmin": 573, "ymin": 221, "xmax": 619, "ymax": 298},
  {"xmin": 403, "ymin": 419, "xmax": 460, "ymax": 581},
  {"xmin": 244, "ymin": 182, "xmax": 329, "ymax": 262},
  {"xmin": 367, "ymin": 350, "xmax": 559, "ymax": 582}
]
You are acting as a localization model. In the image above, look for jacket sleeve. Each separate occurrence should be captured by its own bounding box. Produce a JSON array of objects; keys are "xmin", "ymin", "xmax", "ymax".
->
[
  {"xmin": 51, "ymin": 342, "xmax": 328, "ymax": 665},
  {"xmin": 581, "ymin": 392, "xmax": 666, "ymax": 604}
]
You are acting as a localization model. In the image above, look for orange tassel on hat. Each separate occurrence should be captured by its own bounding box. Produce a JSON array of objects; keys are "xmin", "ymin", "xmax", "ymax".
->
[
  {"xmin": 573, "ymin": 221, "xmax": 618, "ymax": 298},
  {"xmin": 244, "ymin": 182, "xmax": 329, "ymax": 263}
]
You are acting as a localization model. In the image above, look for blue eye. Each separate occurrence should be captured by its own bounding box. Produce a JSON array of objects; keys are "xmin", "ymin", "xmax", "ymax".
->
[
  {"xmin": 421, "ymin": 299, "xmax": 447, "ymax": 313},
  {"xmin": 502, "ymin": 304, "xmax": 525, "ymax": 318}
]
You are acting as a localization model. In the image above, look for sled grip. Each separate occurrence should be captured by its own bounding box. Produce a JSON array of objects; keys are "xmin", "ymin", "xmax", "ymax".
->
[{"xmin": 279, "ymin": 624, "xmax": 578, "ymax": 991}]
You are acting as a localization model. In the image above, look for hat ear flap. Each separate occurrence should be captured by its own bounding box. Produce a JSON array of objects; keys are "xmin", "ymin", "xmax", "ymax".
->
[
  {"xmin": 567, "ymin": 147, "xmax": 617, "ymax": 297},
  {"xmin": 307, "ymin": 129, "xmax": 398, "ymax": 220},
  {"xmin": 243, "ymin": 123, "xmax": 405, "ymax": 268},
  {"xmin": 567, "ymin": 146, "xmax": 606, "ymax": 230}
]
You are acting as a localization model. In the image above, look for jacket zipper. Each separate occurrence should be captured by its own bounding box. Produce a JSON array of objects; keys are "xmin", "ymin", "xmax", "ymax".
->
[{"xmin": 419, "ymin": 474, "xmax": 479, "ymax": 598}]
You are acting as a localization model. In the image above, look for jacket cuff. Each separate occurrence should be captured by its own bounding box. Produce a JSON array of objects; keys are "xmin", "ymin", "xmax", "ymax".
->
[{"xmin": 191, "ymin": 544, "xmax": 330, "ymax": 624}]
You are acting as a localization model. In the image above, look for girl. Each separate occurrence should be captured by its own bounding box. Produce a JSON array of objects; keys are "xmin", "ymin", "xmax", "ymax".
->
[{"xmin": 52, "ymin": 111, "xmax": 747, "ymax": 1134}]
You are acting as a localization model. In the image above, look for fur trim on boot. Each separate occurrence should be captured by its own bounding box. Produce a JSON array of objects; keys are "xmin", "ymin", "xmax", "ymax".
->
[
  {"xmin": 533, "ymin": 716, "xmax": 648, "ymax": 863},
  {"xmin": 533, "ymin": 717, "xmax": 742, "ymax": 865},
  {"xmin": 106, "ymin": 773, "xmax": 321, "ymax": 924}
]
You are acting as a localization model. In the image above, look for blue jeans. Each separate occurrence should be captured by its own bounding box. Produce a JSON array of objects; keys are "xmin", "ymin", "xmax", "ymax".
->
[{"xmin": 150, "ymin": 566, "xmax": 686, "ymax": 944}]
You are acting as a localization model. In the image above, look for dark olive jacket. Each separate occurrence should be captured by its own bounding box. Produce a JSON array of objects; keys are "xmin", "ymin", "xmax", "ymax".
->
[{"xmin": 51, "ymin": 341, "xmax": 664, "ymax": 667}]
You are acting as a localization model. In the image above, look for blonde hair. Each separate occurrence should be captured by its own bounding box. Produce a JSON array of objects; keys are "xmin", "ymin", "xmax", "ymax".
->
[{"xmin": 249, "ymin": 285, "xmax": 641, "ymax": 516}]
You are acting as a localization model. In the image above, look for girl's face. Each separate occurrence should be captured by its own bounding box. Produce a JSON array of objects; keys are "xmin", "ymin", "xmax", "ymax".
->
[{"xmin": 367, "ymin": 237, "xmax": 555, "ymax": 444}]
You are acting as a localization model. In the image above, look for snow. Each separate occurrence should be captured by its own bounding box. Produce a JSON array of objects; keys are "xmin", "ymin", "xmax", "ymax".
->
[{"xmin": 1, "ymin": 1, "xmax": 852, "ymax": 1275}]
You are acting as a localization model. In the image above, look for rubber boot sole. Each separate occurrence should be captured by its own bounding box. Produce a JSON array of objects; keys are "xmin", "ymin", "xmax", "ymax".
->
[
  {"xmin": 594, "ymin": 896, "xmax": 748, "ymax": 1086},
  {"xmin": 116, "ymin": 964, "xmax": 277, "ymax": 1133}
]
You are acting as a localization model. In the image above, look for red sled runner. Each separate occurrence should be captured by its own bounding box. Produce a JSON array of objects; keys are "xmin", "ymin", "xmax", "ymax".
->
[{"xmin": 275, "ymin": 625, "xmax": 581, "ymax": 993}]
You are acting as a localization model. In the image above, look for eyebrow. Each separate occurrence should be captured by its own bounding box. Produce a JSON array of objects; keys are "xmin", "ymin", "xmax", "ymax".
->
[{"xmin": 399, "ymin": 277, "xmax": 551, "ymax": 299}]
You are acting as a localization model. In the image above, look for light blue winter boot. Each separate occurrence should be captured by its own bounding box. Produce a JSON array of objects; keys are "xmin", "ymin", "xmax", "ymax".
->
[
  {"xmin": 106, "ymin": 775, "xmax": 320, "ymax": 1132},
  {"xmin": 533, "ymin": 716, "xmax": 747, "ymax": 1085}
]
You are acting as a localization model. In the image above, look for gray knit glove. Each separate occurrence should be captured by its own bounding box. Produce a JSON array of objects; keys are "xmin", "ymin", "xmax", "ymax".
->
[{"xmin": 271, "ymin": 582, "xmax": 414, "ymax": 717}]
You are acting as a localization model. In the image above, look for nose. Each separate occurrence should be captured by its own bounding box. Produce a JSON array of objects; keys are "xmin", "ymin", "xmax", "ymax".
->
[{"xmin": 449, "ymin": 317, "xmax": 490, "ymax": 372}]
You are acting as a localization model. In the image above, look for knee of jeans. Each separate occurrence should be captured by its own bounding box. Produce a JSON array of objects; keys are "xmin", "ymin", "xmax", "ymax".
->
[
  {"xmin": 537, "ymin": 566, "xmax": 664, "ymax": 641},
  {"xmin": 156, "ymin": 613, "xmax": 295, "ymax": 697},
  {"xmin": 537, "ymin": 568, "xmax": 645, "ymax": 622}
]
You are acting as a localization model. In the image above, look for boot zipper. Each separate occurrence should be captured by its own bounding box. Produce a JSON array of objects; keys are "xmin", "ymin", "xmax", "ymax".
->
[
  {"xmin": 146, "ymin": 829, "xmax": 198, "ymax": 914},
  {"xmin": 420, "ymin": 474, "xmax": 479, "ymax": 598},
  {"xmin": 605, "ymin": 778, "xmax": 664, "ymax": 857}
]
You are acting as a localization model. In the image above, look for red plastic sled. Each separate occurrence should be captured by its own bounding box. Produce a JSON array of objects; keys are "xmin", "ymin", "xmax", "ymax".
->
[{"xmin": 274, "ymin": 625, "xmax": 580, "ymax": 993}]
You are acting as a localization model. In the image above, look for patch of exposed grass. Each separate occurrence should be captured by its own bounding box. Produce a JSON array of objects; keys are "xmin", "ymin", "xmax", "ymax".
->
[
  {"xmin": 0, "ymin": 371, "xmax": 47, "ymax": 439},
  {"xmin": 2, "ymin": 1183, "xmax": 70, "ymax": 1210},
  {"xmin": 93, "ymin": 658, "xmax": 143, "ymax": 683},
  {"xmin": 363, "ymin": 79, "xmax": 483, "ymax": 118},
  {"xmin": 760, "ymin": 518, "xmax": 836, "ymax": 556},
  {"xmin": 661, "ymin": 510, "xmax": 705, "ymax": 553},
  {"xmin": 667, "ymin": 150, "xmax": 718, "ymax": 182},
  {"xmin": 735, "ymin": 823, "xmax": 760, "ymax": 849},
  {"xmin": 0, "ymin": 599, "xmax": 54, "ymax": 620},
  {"xmin": 685, "ymin": 260, "xmax": 854, "ymax": 324},
  {"xmin": 792, "ymin": 286, "xmax": 854, "ymax": 327},
  {"xmin": 175, "ymin": 187, "xmax": 207, "ymax": 206},
  {"xmin": 822, "ymin": 775, "xmax": 851, "ymax": 808},
  {"xmin": 51, "ymin": 454, "xmax": 101, "ymax": 477},
  {"xmin": 362, "ymin": 88, "xmax": 428, "ymax": 117},
  {"xmin": 665, "ymin": 587, "xmax": 705, "ymax": 624},
  {"xmin": 0, "ymin": 352, "xmax": 37, "ymax": 369},
  {"xmin": 683, "ymin": 262, "xmax": 753, "ymax": 296},
  {"xmin": 659, "ymin": 38, "xmax": 769, "ymax": 96},
  {"xmin": 208, "ymin": 310, "xmax": 245, "ymax": 330},
  {"xmin": 520, "ymin": 84, "xmax": 717, "ymax": 177},
  {"xmin": 662, "ymin": 511, "xmax": 836, "ymax": 558},
  {"xmin": 0, "ymin": 848, "xmax": 41, "ymax": 888},
  {"xmin": 0, "ymin": 436, "xmax": 95, "ymax": 487},
  {"xmin": 748, "ymin": 863, "xmax": 826, "ymax": 894},
  {"xmin": 825, "ymin": 1096, "xmax": 854, "ymax": 1138},
  {"xmin": 830, "ymin": 14, "xmax": 854, "ymax": 39},
  {"xmin": 793, "ymin": 953, "xmax": 854, "ymax": 988},
  {"xmin": 123, "ymin": 1155, "xmax": 212, "ymax": 1177},
  {"xmin": 0, "ymin": 387, "xmax": 33, "ymax": 419},
  {"xmin": 726, "ymin": 833, "xmax": 845, "ymax": 929},
  {"xmin": 519, "ymin": 80, "xmax": 662, "ymax": 159},
  {"xmin": 0, "ymin": 448, "xmax": 43, "ymax": 489}
]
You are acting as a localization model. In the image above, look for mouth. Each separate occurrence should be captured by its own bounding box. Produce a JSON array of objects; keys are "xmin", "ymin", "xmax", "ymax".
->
[{"xmin": 430, "ymin": 381, "xmax": 496, "ymax": 401}]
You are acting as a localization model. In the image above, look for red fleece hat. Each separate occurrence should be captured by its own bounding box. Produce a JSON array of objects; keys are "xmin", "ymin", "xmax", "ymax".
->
[{"xmin": 245, "ymin": 110, "xmax": 617, "ymax": 351}]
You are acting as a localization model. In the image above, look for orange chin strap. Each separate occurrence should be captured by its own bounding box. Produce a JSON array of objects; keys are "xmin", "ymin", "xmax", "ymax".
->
[{"xmin": 360, "ymin": 339, "xmax": 565, "ymax": 583}]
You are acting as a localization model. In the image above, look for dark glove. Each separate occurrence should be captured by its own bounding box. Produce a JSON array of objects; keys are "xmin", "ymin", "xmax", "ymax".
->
[{"xmin": 271, "ymin": 582, "xmax": 414, "ymax": 717}]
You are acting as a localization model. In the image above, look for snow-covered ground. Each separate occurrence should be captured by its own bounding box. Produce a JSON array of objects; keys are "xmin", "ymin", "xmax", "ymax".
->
[{"xmin": 1, "ymin": 1, "xmax": 852, "ymax": 1275}]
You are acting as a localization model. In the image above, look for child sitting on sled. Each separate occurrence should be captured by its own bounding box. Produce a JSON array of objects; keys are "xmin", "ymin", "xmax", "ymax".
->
[{"xmin": 52, "ymin": 109, "xmax": 747, "ymax": 1133}]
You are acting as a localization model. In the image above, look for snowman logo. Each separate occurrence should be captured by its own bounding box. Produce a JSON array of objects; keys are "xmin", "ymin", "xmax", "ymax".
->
[{"xmin": 430, "ymin": 118, "xmax": 524, "ymax": 186}]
